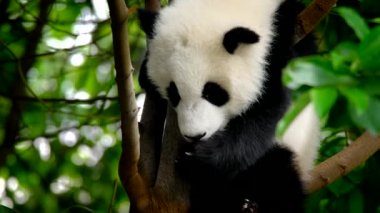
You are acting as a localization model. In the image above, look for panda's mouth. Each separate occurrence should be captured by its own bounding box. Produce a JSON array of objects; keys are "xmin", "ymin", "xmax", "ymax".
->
[{"xmin": 183, "ymin": 132, "xmax": 207, "ymax": 143}]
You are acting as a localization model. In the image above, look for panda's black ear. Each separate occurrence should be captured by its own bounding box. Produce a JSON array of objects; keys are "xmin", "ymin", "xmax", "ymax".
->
[
  {"xmin": 223, "ymin": 27, "xmax": 260, "ymax": 54},
  {"xmin": 138, "ymin": 9, "xmax": 158, "ymax": 39}
]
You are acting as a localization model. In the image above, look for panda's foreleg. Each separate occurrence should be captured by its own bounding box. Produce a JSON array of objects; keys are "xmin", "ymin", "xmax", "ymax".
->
[{"xmin": 233, "ymin": 145, "xmax": 305, "ymax": 213}]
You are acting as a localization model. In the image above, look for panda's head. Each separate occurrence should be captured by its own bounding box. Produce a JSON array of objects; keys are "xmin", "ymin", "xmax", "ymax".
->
[{"xmin": 139, "ymin": 0, "xmax": 283, "ymax": 142}]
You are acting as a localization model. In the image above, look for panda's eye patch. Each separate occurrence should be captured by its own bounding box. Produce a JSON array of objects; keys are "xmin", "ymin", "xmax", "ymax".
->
[
  {"xmin": 167, "ymin": 81, "xmax": 181, "ymax": 107},
  {"xmin": 202, "ymin": 82, "xmax": 229, "ymax": 106}
]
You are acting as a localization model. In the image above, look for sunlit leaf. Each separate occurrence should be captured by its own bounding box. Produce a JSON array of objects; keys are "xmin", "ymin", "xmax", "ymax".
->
[
  {"xmin": 330, "ymin": 42, "xmax": 358, "ymax": 72},
  {"xmin": 310, "ymin": 87, "xmax": 338, "ymax": 119},
  {"xmin": 284, "ymin": 56, "xmax": 355, "ymax": 89},
  {"xmin": 336, "ymin": 7, "xmax": 370, "ymax": 40}
]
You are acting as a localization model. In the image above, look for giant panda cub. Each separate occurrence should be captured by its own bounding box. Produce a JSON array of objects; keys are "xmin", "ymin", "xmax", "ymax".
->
[{"xmin": 138, "ymin": 0, "xmax": 316, "ymax": 212}]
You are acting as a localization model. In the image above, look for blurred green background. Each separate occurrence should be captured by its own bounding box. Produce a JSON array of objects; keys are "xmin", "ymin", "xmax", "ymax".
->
[{"xmin": 0, "ymin": 0, "xmax": 379, "ymax": 212}]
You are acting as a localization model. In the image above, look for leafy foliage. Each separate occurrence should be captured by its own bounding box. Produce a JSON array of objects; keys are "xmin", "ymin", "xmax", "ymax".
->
[
  {"xmin": 0, "ymin": 0, "xmax": 149, "ymax": 211},
  {"xmin": 281, "ymin": 0, "xmax": 380, "ymax": 212}
]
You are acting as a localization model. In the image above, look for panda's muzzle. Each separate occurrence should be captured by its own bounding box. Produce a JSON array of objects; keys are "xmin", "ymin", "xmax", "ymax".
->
[{"xmin": 184, "ymin": 132, "xmax": 206, "ymax": 142}]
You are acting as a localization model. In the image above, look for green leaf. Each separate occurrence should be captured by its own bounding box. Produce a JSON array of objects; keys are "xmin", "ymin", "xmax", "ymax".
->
[
  {"xmin": 283, "ymin": 56, "xmax": 355, "ymax": 89},
  {"xmin": 336, "ymin": 7, "xmax": 370, "ymax": 40},
  {"xmin": 349, "ymin": 189, "xmax": 364, "ymax": 213},
  {"xmin": 361, "ymin": 77, "xmax": 380, "ymax": 95},
  {"xmin": 276, "ymin": 93, "xmax": 310, "ymax": 137},
  {"xmin": 349, "ymin": 97, "xmax": 380, "ymax": 134},
  {"xmin": 0, "ymin": 205, "xmax": 16, "ymax": 213},
  {"xmin": 21, "ymin": 104, "xmax": 47, "ymax": 138},
  {"xmin": 369, "ymin": 18, "xmax": 380, "ymax": 24},
  {"xmin": 328, "ymin": 178, "xmax": 354, "ymax": 197},
  {"xmin": 358, "ymin": 26, "xmax": 380, "ymax": 73},
  {"xmin": 310, "ymin": 87, "xmax": 338, "ymax": 118},
  {"xmin": 330, "ymin": 42, "xmax": 358, "ymax": 72},
  {"xmin": 340, "ymin": 87, "xmax": 370, "ymax": 115},
  {"xmin": 325, "ymin": 98, "xmax": 355, "ymax": 129}
]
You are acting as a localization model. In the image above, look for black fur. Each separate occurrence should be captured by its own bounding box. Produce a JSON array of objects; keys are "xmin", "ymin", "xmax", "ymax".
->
[
  {"xmin": 138, "ymin": 9, "xmax": 158, "ymax": 39},
  {"xmin": 202, "ymin": 82, "xmax": 230, "ymax": 106},
  {"xmin": 138, "ymin": 0, "xmax": 309, "ymax": 212},
  {"xmin": 182, "ymin": 146, "xmax": 304, "ymax": 213},
  {"xmin": 223, "ymin": 27, "xmax": 260, "ymax": 54},
  {"xmin": 167, "ymin": 81, "xmax": 181, "ymax": 107}
]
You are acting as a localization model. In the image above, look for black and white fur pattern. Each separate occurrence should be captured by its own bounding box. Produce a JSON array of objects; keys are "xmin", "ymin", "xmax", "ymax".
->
[{"xmin": 138, "ymin": 0, "xmax": 316, "ymax": 212}]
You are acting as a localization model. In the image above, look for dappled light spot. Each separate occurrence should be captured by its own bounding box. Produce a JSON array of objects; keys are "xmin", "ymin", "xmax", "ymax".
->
[
  {"xmin": 59, "ymin": 129, "xmax": 79, "ymax": 147},
  {"xmin": 75, "ymin": 34, "xmax": 93, "ymax": 47},
  {"xmin": 71, "ymin": 145, "xmax": 103, "ymax": 167},
  {"xmin": 96, "ymin": 62, "xmax": 112, "ymax": 83},
  {"xmin": 99, "ymin": 134, "xmax": 115, "ymax": 148},
  {"xmin": 7, "ymin": 177, "xmax": 19, "ymax": 192},
  {"xmin": 14, "ymin": 190, "xmax": 30, "ymax": 205},
  {"xmin": 46, "ymin": 37, "xmax": 76, "ymax": 49},
  {"xmin": 69, "ymin": 53, "xmax": 85, "ymax": 67},
  {"xmin": 80, "ymin": 125, "xmax": 103, "ymax": 142},
  {"xmin": 50, "ymin": 176, "xmax": 71, "ymax": 194},
  {"xmin": 15, "ymin": 141, "xmax": 32, "ymax": 151},
  {"xmin": 0, "ymin": 178, "xmax": 5, "ymax": 198},
  {"xmin": 73, "ymin": 8, "xmax": 96, "ymax": 34},
  {"xmin": 0, "ymin": 197, "xmax": 13, "ymax": 209},
  {"xmin": 33, "ymin": 137, "xmax": 51, "ymax": 161},
  {"xmin": 50, "ymin": 175, "xmax": 82, "ymax": 195},
  {"xmin": 91, "ymin": 0, "xmax": 109, "ymax": 21},
  {"xmin": 77, "ymin": 190, "xmax": 92, "ymax": 205},
  {"xmin": 73, "ymin": 91, "xmax": 90, "ymax": 100}
]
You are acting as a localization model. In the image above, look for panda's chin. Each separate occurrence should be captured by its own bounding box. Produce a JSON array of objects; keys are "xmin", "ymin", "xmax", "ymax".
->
[{"xmin": 182, "ymin": 135, "xmax": 208, "ymax": 143}]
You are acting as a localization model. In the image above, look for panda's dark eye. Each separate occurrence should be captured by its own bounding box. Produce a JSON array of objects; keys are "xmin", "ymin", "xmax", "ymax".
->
[
  {"xmin": 166, "ymin": 81, "xmax": 181, "ymax": 107},
  {"xmin": 202, "ymin": 82, "xmax": 229, "ymax": 106}
]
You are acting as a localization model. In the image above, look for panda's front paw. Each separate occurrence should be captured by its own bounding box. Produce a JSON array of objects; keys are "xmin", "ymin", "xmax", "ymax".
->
[
  {"xmin": 176, "ymin": 149, "xmax": 200, "ymax": 180},
  {"xmin": 241, "ymin": 199, "xmax": 258, "ymax": 213},
  {"xmin": 175, "ymin": 145, "xmax": 216, "ymax": 183}
]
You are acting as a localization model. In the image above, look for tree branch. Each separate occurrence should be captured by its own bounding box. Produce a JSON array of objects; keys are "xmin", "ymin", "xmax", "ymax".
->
[
  {"xmin": 144, "ymin": 0, "xmax": 161, "ymax": 12},
  {"xmin": 306, "ymin": 132, "xmax": 380, "ymax": 193},
  {"xmin": 294, "ymin": 0, "xmax": 337, "ymax": 43},
  {"xmin": 107, "ymin": 0, "xmax": 152, "ymax": 211}
]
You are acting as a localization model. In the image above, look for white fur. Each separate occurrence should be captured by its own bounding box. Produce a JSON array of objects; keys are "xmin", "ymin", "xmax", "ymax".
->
[
  {"xmin": 280, "ymin": 103, "xmax": 320, "ymax": 181},
  {"xmin": 147, "ymin": 0, "xmax": 284, "ymax": 139}
]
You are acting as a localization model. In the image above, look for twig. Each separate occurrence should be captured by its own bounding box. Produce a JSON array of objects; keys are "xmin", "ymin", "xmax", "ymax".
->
[
  {"xmin": 4, "ymin": 95, "xmax": 118, "ymax": 104},
  {"xmin": 306, "ymin": 132, "xmax": 380, "ymax": 193},
  {"xmin": 0, "ymin": 0, "xmax": 56, "ymax": 167},
  {"xmin": 145, "ymin": 0, "xmax": 160, "ymax": 11},
  {"xmin": 294, "ymin": 0, "xmax": 337, "ymax": 43}
]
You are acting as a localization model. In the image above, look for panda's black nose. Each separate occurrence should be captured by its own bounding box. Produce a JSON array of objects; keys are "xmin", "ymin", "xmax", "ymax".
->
[{"xmin": 184, "ymin": 132, "xmax": 206, "ymax": 142}]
